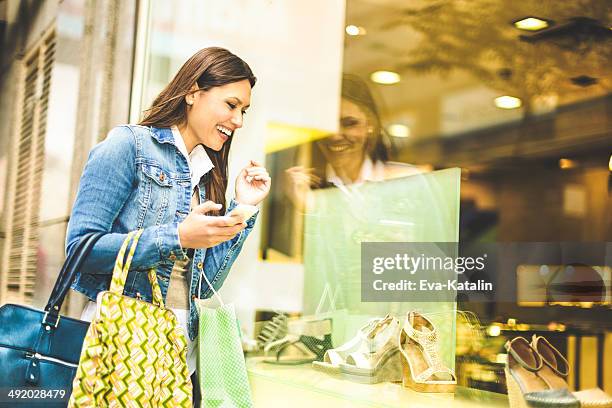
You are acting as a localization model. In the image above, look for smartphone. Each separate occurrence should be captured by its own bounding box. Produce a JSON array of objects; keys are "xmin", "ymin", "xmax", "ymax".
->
[{"xmin": 227, "ymin": 204, "xmax": 259, "ymax": 225}]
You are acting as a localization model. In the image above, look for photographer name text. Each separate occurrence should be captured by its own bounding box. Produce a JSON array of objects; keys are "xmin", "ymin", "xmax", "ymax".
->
[{"xmin": 373, "ymin": 279, "xmax": 493, "ymax": 292}]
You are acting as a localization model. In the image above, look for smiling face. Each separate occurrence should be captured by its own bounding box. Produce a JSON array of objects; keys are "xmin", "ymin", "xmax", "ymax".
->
[
  {"xmin": 181, "ymin": 79, "xmax": 252, "ymax": 152},
  {"xmin": 317, "ymin": 98, "xmax": 370, "ymax": 162}
]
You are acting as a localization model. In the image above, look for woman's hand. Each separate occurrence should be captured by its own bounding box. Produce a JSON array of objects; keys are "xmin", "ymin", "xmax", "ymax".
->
[
  {"xmin": 283, "ymin": 166, "xmax": 320, "ymax": 212},
  {"xmin": 178, "ymin": 201, "xmax": 246, "ymax": 249},
  {"xmin": 235, "ymin": 160, "xmax": 271, "ymax": 206}
]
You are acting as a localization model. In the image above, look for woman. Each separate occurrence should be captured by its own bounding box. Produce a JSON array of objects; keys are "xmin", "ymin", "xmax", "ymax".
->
[
  {"xmin": 310, "ymin": 74, "xmax": 391, "ymax": 186},
  {"xmin": 283, "ymin": 74, "xmax": 415, "ymax": 212},
  {"xmin": 66, "ymin": 47, "xmax": 270, "ymax": 404}
]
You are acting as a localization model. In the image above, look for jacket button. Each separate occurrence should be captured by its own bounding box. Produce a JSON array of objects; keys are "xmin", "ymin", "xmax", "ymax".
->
[
  {"xmin": 169, "ymin": 254, "xmax": 177, "ymax": 261},
  {"xmin": 159, "ymin": 173, "xmax": 165, "ymax": 182},
  {"xmin": 191, "ymin": 295, "xmax": 196, "ymax": 300},
  {"xmin": 197, "ymin": 262, "xmax": 203, "ymax": 269}
]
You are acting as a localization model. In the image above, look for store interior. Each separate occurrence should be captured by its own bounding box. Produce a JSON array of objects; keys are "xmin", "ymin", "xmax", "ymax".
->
[{"xmin": 250, "ymin": 1, "xmax": 611, "ymax": 406}]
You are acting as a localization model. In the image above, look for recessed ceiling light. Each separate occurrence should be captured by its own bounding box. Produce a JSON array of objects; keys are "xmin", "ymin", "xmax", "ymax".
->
[
  {"xmin": 608, "ymin": 155, "xmax": 611, "ymax": 171},
  {"xmin": 346, "ymin": 25, "xmax": 367, "ymax": 36},
  {"xmin": 494, "ymin": 95, "xmax": 522, "ymax": 109},
  {"xmin": 514, "ymin": 17, "xmax": 549, "ymax": 31},
  {"xmin": 387, "ymin": 124, "xmax": 410, "ymax": 138},
  {"xmin": 370, "ymin": 71, "xmax": 400, "ymax": 85}
]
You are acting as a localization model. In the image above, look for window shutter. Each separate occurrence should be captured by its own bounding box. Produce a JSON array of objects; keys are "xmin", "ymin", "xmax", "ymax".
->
[{"xmin": 1, "ymin": 28, "xmax": 55, "ymax": 305}]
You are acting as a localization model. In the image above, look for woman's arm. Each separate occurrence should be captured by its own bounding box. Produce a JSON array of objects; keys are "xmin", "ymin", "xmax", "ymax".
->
[
  {"xmin": 199, "ymin": 199, "xmax": 258, "ymax": 296},
  {"xmin": 198, "ymin": 159, "xmax": 271, "ymax": 296},
  {"xmin": 66, "ymin": 126, "xmax": 183, "ymax": 278}
]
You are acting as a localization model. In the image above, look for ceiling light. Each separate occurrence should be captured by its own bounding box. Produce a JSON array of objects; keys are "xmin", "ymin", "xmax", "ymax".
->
[
  {"xmin": 514, "ymin": 17, "xmax": 549, "ymax": 31},
  {"xmin": 559, "ymin": 158, "xmax": 577, "ymax": 170},
  {"xmin": 370, "ymin": 71, "xmax": 401, "ymax": 85},
  {"xmin": 494, "ymin": 95, "xmax": 522, "ymax": 109},
  {"xmin": 608, "ymin": 155, "xmax": 611, "ymax": 171},
  {"xmin": 387, "ymin": 124, "xmax": 410, "ymax": 138},
  {"xmin": 346, "ymin": 25, "xmax": 367, "ymax": 36}
]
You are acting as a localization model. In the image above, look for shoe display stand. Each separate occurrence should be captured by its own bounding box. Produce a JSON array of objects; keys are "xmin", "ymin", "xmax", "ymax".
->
[{"xmin": 246, "ymin": 357, "xmax": 509, "ymax": 408}]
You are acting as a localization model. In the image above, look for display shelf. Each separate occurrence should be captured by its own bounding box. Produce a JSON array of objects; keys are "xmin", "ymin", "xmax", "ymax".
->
[{"xmin": 247, "ymin": 357, "xmax": 509, "ymax": 408}]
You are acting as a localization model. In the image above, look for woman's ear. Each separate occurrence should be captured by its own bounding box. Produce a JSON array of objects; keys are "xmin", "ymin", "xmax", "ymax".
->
[
  {"xmin": 363, "ymin": 120, "xmax": 376, "ymax": 155},
  {"xmin": 185, "ymin": 83, "xmax": 199, "ymax": 106}
]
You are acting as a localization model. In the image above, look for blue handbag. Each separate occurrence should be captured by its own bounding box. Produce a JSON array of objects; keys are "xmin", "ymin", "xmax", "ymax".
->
[{"xmin": 0, "ymin": 232, "xmax": 103, "ymax": 408}]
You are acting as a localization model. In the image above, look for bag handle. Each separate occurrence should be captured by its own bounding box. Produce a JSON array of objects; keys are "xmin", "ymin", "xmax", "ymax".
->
[
  {"xmin": 198, "ymin": 266, "xmax": 224, "ymax": 306},
  {"xmin": 110, "ymin": 230, "xmax": 165, "ymax": 307},
  {"xmin": 44, "ymin": 232, "xmax": 105, "ymax": 318}
]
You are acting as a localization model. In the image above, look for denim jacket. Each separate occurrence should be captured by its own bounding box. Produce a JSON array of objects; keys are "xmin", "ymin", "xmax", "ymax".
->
[{"xmin": 67, "ymin": 125, "xmax": 257, "ymax": 340}]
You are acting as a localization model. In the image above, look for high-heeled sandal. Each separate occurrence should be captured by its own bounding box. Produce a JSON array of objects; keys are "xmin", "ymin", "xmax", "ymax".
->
[
  {"xmin": 532, "ymin": 335, "xmax": 612, "ymax": 407},
  {"xmin": 398, "ymin": 311, "xmax": 456, "ymax": 393},
  {"xmin": 312, "ymin": 316, "xmax": 384, "ymax": 374},
  {"xmin": 338, "ymin": 315, "xmax": 402, "ymax": 384},
  {"xmin": 505, "ymin": 337, "xmax": 579, "ymax": 408}
]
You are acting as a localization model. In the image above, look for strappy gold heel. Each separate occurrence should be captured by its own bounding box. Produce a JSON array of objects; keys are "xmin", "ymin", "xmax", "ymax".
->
[{"xmin": 398, "ymin": 311, "xmax": 456, "ymax": 393}]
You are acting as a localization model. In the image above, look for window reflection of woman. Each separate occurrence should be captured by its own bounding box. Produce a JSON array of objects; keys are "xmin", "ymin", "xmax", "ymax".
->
[
  {"xmin": 285, "ymin": 74, "xmax": 414, "ymax": 211},
  {"xmin": 313, "ymin": 74, "xmax": 389, "ymax": 186}
]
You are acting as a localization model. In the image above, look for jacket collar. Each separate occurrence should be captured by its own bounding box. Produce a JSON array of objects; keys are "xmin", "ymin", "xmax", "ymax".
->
[{"xmin": 149, "ymin": 126, "xmax": 175, "ymax": 144}]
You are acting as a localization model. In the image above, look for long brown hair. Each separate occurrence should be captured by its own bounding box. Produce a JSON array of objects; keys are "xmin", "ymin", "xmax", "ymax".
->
[{"xmin": 139, "ymin": 47, "xmax": 256, "ymax": 213}]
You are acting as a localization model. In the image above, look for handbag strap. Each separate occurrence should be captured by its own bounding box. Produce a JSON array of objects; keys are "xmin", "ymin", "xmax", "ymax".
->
[
  {"xmin": 147, "ymin": 269, "xmax": 165, "ymax": 307},
  {"xmin": 110, "ymin": 230, "xmax": 165, "ymax": 307},
  {"xmin": 44, "ymin": 231, "xmax": 105, "ymax": 316},
  {"xmin": 109, "ymin": 230, "xmax": 140, "ymax": 295}
]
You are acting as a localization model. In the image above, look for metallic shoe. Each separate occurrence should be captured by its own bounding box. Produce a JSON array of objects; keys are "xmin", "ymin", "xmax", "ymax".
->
[
  {"xmin": 312, "ymin": 316, "xmax": 385, "ymax": 374},
  {"xmin": 399, "ymin": 311, "xmax": 456, "ymax": 393},
  {"xmin": 339, "ymin": 315, "xmax": 402, "ymax": 384}
]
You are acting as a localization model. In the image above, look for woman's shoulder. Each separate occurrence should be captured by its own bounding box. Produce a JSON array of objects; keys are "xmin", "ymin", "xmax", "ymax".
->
[
  {"xmin": 379, "ymin": 161, "xmax": 430, "ymax": 180},
  {"xmin": 98, "ymin": 124, "xmax": 159, "ymax": 149},
  {"xmin": 105, "ymin": 124, "xmax": 151, "ymax": 139},
  {"xmin": 107, "ymin": 124, "xmax": 173, "ymax": 145}
]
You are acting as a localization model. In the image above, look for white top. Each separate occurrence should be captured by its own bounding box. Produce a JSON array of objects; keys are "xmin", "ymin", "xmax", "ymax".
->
[
  {"xmin": 326, "ymin": 157, "xmax": 384, "ymax": 187},
  {"xmin": 171, "ymin": 125, "xmax": 214, "ymax": 191}
]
